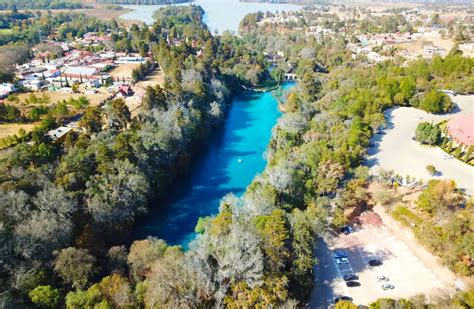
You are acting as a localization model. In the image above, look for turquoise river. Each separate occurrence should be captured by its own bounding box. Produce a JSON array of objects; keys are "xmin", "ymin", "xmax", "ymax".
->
[{"xmin": 133, "ymin": 82, "xmax": 295, "ymax": 247}]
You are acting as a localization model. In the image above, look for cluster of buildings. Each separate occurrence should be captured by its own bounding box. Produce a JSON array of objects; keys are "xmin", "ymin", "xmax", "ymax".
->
[
  {"xmin": 10, "ymin": 33, "xmax": 149, "ymax": 98},
  {"xmin": 347, "ymin": 27, "xmax": 453, "ymax": 63}
]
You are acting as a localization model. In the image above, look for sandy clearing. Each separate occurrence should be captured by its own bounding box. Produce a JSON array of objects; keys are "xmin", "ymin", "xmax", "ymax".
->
[{"xmin": 366, "ymin": 95, "xmax": 474, "ymax": 195}]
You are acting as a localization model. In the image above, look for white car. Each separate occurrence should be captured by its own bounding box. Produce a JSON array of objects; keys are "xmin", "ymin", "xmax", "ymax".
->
[
  {"xmin": 335, "ymin": 257, "xmax": 349, "ymax": 265},
  {"xmin": 382, "ymin": 283, "xmax": 395, "ymax": 290}
]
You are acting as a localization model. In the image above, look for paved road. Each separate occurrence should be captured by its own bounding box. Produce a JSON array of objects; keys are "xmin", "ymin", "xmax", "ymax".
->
[
  {"xmin": 366, "ymin": 95, "xmax": 474, "ymax": 195},
  {"xmin": 310, "ymin": 237, "xmax": 340, "ymax": 308}
]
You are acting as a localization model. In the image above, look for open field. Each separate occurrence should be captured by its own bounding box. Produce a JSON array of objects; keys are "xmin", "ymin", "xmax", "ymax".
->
[
  {"xmin": 310, "ymin": 211, "xmax": 456, "ymax": 308},
  {"xmin": 396, "ymin": 36, "xmax": 454, "ymax": 54},
  {"xmin": 396, "ymin": 36, "xmax": 474, "ymax": 58},
  {"xmin": 366, "ymin": 95, "xmax": 474, "ymax": 195},
  {"xmin": 0, "ymin": 123, "xmax": 38, "ymax": 139},
  {"xmin": 134, "ymin": 66, "xmax": 165, "ymax": 90},
  {"xmin": 14, "ymin": 91, "xmax": 111, "ymax": 108},
  {"xmin": 12, "ymin": 0, "xmax": 133, "ymax": 23},
  {"xmin": 109, "ymin": 63, "xmax": 140, "ymax": 81}
]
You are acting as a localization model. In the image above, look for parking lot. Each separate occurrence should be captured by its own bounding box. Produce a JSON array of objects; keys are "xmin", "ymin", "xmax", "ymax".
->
[{"xmin": 309, "ymin": 223, "xmax": 454, "ymax": 308}]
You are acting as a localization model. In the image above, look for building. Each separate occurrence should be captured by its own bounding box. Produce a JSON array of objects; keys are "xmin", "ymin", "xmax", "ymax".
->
[
  {"xmin": 47, "ymin": 126, "xmax": 73, "ymax": 141},
  {"xmin": 63, "ymin": 66, "xmax": 99, "ymax": 79},
  {"xmin": 0, "ymin": 83, "xmax": 15, "ymax": 99},
  {"xmin": 115, "ymin": 56, "xmax": 146, "ymax": 64},
  {"xmin": 118, "ymin": 85, "xmax": 133, "ymax": 97},
  {"xmin": 447, "ymin": 114, "xmax": 474, "ymax": 147},
  {"xmin": 22, "ymin": 80, "xmax": 44, "ymax": 91}
]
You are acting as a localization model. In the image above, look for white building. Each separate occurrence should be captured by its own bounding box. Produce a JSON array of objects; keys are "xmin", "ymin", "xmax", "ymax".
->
[
  {"xmin": 0, "ymin": 83, "xmax": 15, "ymax": 99},
  {"xmin": 115, "ymin": 56, "xmax": 146, "ymax": 64}
]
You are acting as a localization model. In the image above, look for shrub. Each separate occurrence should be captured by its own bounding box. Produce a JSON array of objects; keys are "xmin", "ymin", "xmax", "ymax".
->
[
  {"xmin": 419, "ymin": 89, "xmax": 453, "ymax": 113},
  {"xmin": 415, "ymin": 122, "xmax": 441, "ymax": 145}
]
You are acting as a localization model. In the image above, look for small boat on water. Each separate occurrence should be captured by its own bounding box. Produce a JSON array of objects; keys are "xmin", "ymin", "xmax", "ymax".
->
[{"xmin": 237, "ymin": 159, "xmax": 242, "ymax": 163}]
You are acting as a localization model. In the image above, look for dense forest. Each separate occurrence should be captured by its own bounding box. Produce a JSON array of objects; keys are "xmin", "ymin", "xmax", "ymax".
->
[{"xmin": 0, "ymin": 0, "xmax": 84, "ymax": 10}]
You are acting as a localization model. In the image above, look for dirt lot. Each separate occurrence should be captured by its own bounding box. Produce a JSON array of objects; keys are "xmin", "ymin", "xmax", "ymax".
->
[
  {"xmin": 0, "ymin": 123, "xmax": 38, "ymax": 139},
  {"xmin": 109, "ymin": 63, "xmax": 140, "ymax": 81},
  {"xmin": 309, "ymin": 213, "xmax": 456, "ymax": 308}
]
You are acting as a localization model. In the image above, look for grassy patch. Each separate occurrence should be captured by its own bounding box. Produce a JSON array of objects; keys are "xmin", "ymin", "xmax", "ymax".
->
[
  {"xmin": 391, "ymin": 204, "xmax": 423, "ymax": 227},
  {"xmin": 0, "ymin": 28, "xmax": 12, "ymax": 34}
]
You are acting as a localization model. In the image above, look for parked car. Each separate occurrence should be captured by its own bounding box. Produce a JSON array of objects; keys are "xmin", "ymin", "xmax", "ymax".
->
[
  {"xmin": 368, "ymin": 259, "xmax": 383, "ymax": 266},
  {"xmin": 377, "ymin": 275, "xmax": 389, "ymax": 282},
  {"xmin": 334, "ymin": 296, "xmax": 353, "ymax": 303},
  {"xmin": 346, "ymin": 281, "xmax": 361, "ymax": 287},
  {"xmin": 343, "ymin": 274, "xmax": 359, "ymax": 281},
  {"xmin": 382, "ymin": 283, "xmax": 395, "ymax": 290},
  {"xmin": 340, "ymin": 225, "xmax": 353, "ymax": 235},
  {"xmin": 333, "ymin": 251, "xmax": 347, "ymax": 259},
  {"xmin": 335, "ymin": 257, "xmax": 349, "ymax": 265}
]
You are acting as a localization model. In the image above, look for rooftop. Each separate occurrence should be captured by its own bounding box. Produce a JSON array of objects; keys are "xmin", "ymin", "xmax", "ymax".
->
[{"xmin": 447, "ymin": 113, "xmax": 474, "ymax": 146}]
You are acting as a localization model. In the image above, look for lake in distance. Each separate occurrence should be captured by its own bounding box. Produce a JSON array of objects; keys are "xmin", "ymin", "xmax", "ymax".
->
[
  {"xmin": 120, "ymin": 0, "xmax": 301, "ymax": 33},
  {"xmin": 132, "ymin": 83, "xmax": 295, "ymax": 247}
]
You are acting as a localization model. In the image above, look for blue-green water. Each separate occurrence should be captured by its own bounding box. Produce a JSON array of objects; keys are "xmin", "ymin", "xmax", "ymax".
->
[{"xmin": 133, "ymin": 83, "xmax": 294, "ymax": 247}]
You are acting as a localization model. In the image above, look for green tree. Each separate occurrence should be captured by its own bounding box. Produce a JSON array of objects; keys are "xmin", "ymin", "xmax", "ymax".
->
[
  {"xmin": 415, "ymin": 122, "xmax": 441, "ymax": 145},
  {"xmin": 80, "ymin": 106, "xmax": 102, "ymax": 134},
  {"xmin": 107, "ymin": 98, "xmax": 131, "ymax": 130},
  {"xmin": 419, "ymin": 89, "xmax": 453, "ymax": 113},
  {"xmin": 416, "ymin": 180, "xmax": 464, "ymax": 216},
  {"xmin": 426, "ymin": 164, "xmax": 436, "ymax": 176},
  {"xmin": 28, "ymin": 285, "xmax": 60, "ymax": 308},
  {"xmin": 336, "ymin": 300, "xmax": 358, "ymax": 309},
  {"xmin": 254, "ymin": 209, "xmax": 290, "ymax": 271}
]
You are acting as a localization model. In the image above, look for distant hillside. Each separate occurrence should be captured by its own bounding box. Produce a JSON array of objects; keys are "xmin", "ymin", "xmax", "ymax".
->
[
  {"xmin": 0, "ymin": 0, "xmax": 84, "ymax": 10},
  {"xmin": 97, "ymin": 0, "xmax": 192, "ymax": 4}
]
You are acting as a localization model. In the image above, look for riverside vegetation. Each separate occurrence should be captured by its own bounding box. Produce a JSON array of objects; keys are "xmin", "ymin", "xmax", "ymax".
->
[{"xmin": 0, "ymin": 4, "xmax": 473, "ymax": 308}]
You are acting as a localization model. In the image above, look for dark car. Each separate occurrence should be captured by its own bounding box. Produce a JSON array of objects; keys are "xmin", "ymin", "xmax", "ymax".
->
[
  {"xmin": 368, "ymin": 259, "xmax": 383, "ymax": 266},
  {"xmin": 343, "ymin": 274, "xmax": 359, "ymax": 281},
  {"xmin": 333, "ymin": 250, "xmax": 347, "ymax": 259},
  {"xmin": 346, "ymin": 281, "xmax": 361, "ymax": 287},
  {"xmin": 340, "ymin": 225, "xmax": 353, "ymax": 235},
  {"xmin": 334, "ymin": 296, "xmax": 353, "ymax": 303}
]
